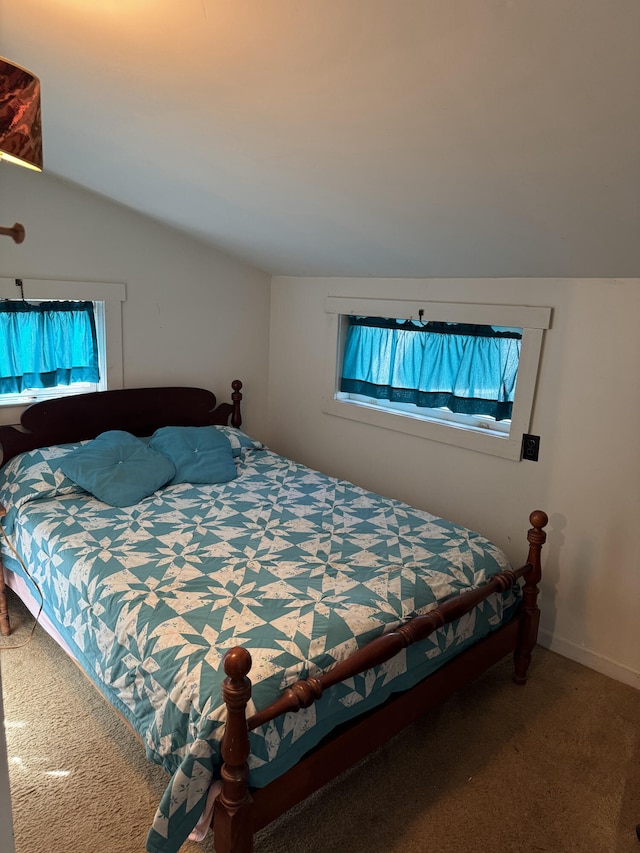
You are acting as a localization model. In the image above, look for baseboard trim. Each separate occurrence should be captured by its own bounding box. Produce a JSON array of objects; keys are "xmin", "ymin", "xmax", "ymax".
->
[{"xmin": 538, "ymin": 629, "xmax": 640, "ymax": 690}]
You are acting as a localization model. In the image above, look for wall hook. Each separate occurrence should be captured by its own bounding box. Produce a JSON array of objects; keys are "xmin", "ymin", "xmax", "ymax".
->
[{"xmin": 0, "ymin": 223, "xmax": 26, "ymax": 243}]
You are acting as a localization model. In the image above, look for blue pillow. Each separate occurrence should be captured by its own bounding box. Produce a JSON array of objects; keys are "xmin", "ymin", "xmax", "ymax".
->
[
  {"xmin": 149, "ymin": 426, "xmax": 238, "ymax": 485},
  {"xmin": 60, "ymin": 430, "xmax": 176, "ymax": 507}
]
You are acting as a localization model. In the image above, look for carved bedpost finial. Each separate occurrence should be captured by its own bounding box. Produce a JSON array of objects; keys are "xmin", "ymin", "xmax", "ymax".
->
[
  {"xmin": 230, "ymin": 380, "xmax": 243, "ymax": 429},
  {"xmin": 514, "ymin": 510, "xmax": 549, "ymax": 685},
  {"xmin": 223, "ymin": 644, "xmax": 252, "ymax": 682},
  {"xmin": 528, "ymin": 509, "xmax": 549, "ymax": 540},
  {"xmin": 526, "ymin": 510, "xmax": 548, "ymax": 583}
]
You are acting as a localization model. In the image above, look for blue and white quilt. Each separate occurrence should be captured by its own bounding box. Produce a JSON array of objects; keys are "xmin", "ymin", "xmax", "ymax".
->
[{"xmin": 0, "ymin": 431, "xmax": 519, "ymax": 852}]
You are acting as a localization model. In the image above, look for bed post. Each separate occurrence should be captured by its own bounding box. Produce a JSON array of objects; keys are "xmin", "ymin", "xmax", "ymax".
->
[
  {"xmin": 513, "ymin": 510, "xmax": 548, "ymax": 685},
  {"xmin": 231, "ymin": 380, "xmax": 243, "ymax": 429},
  {"xmin": 0, "ymin": 507, "xmax": 10, "ymax": 636},
  {"xmin": 213, "ymin": 646, "xmax": 254, "ymax": 853},
  {"xmin": 0, "ymin": 567, "xmax": 10, "ymax": 635}
]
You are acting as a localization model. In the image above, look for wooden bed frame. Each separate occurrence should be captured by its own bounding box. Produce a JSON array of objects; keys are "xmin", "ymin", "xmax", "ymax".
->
[{"xmin": 0, "ymin": 381, "xmax": 548, "ymax": 853}]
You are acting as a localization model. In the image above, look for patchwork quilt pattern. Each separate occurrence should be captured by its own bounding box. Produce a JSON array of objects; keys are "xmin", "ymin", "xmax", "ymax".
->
[{"xmin": 0, "ymin": 438, "xmax": 518, "ymax": 852}]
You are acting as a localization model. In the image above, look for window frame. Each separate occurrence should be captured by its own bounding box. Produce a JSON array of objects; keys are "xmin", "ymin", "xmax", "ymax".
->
[
  {"xmin": 323, "ymin": 297, "xmax": 551, "ymax": 461},
  {"xmin": 0, "ymin": 277, "xmax": 126, "ymax": 426}
]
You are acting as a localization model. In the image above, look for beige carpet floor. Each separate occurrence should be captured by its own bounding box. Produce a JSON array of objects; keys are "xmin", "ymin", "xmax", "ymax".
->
[{"xmin": 1, "ymin": 589, "xmax": 639, "ymax": 853}]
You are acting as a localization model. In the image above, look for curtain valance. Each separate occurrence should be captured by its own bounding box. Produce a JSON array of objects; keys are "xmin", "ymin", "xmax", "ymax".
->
[
  {"xmin": 340, "ymin": 317, "xmax": 521, "ymax": 422},
  {"xmin": 0, "ymin": 300, "xmax": 99, "ymax": 394}
]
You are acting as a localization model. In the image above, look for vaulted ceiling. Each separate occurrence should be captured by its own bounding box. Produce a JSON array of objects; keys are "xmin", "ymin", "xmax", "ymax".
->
[{"xmin": 2, "ymin": 1, "xmax": 639, "ymax": 276}]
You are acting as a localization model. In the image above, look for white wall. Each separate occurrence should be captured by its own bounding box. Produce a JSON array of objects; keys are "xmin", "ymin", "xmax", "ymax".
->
[
  {"xmin": 0, "ymin": 166, "xmax": 271, "ymax": 434},
  {"xmin": 268, "ymin": 275, "xmax": 640, "ymax": 689}
]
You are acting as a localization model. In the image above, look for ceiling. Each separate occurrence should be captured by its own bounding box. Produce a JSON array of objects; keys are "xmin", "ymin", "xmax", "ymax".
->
[{"xmin": 2, "ymin": 0, "xmax": 639, "ymax": 277}]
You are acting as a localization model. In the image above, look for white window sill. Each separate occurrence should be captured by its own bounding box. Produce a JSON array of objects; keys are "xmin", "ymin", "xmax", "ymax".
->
[{"xmin": 323, "ymin": 396, "xmax": 521, "ymax": 460}]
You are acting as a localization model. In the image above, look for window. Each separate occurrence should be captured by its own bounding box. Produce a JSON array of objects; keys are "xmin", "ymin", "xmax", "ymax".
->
[
  {"xmin": 340, "ymin": 317, "xmax": 521, "ymax": 436},
  {"xmin": 0, "ymin": 277, "xmax": 126, "ymax": 426},
  {"xmin": 0, "ymin": 300, "xmax": 102, "ymax": 404},
  {"xmin": 323, "ymin": 297, "xmax": 551, "ymax": 461}
]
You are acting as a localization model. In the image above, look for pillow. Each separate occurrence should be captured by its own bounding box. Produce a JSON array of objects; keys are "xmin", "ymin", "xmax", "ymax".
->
[
  {"xmin": 149, "ymin": 426, "xmax": 238, "ymax": 485},
  {"xmin": 60, "ymin": 431, "xmax": 176, "ymax": 507},
  {"xmin": 213, "ymin": 425, "xmax": 265, "ymax": 458}
]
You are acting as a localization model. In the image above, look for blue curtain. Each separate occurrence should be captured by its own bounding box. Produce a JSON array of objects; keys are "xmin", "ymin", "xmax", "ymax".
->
[
  {"xmin": 0, "ymin": 300, "xmax": 99, "ymax": 394},
  {"xmin": 340, "ymin": 317, "xmax": 521, "ymax": 421}
]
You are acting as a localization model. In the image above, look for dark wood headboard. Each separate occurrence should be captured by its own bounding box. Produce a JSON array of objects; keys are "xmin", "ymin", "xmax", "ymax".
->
[{"xmin": 0, "ymin": 380, "xmax": 243, "ymax": 466}]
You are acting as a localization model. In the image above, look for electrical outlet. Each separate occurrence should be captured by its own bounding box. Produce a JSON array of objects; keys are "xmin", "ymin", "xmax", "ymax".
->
[{"xmin": 522, "ymin": 434, "xmax": 540, "ymax": 462}]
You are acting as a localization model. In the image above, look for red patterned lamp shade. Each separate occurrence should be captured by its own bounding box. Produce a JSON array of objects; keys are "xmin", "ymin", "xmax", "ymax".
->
[{"xmin": 0, "ymin": 57, "xmax": 43, "ymax": 171}]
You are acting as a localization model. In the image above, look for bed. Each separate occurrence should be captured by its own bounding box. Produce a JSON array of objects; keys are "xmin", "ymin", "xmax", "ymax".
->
[{"xmin": 0, "ymin": 381, "xmax": 548, "ymax": 853}]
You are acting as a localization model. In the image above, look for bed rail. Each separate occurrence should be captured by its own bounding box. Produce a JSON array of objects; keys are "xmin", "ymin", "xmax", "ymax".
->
[{"xmin": 214, "ymin": 510, "xmax": 548, "ymax": 852}]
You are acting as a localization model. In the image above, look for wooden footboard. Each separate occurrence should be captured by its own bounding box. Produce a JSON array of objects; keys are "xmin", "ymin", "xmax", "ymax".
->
[{"xmin": 213, "ymin": 510, "xmax": 548, "ymax": 853}]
